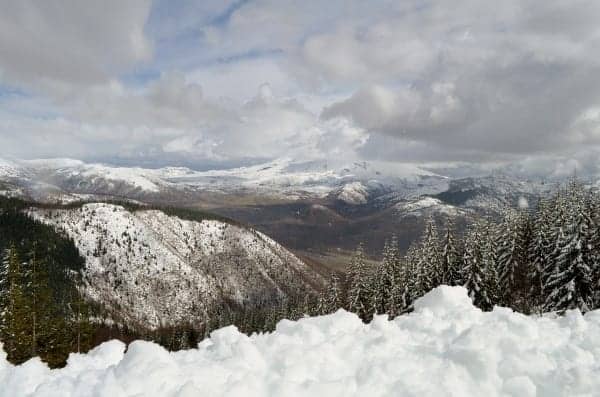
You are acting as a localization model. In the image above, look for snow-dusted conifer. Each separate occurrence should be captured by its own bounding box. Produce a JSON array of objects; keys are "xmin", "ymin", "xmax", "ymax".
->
[
  {"xmin": 528, "ymin": 199, "xmax": 552, "ymax": 306},
  {"xmin": 372, "ymin": 237, "xmax": 399, "ymax": 314},
  {"xmin": 544, "ymin": 194, "xmax": 594, "ymax": 312},
  {"xmin": 323, "ymin": 273, "xmax": 343, "ymax": 314},
  {"xmin": 462, "ymin": 223, "xmax": 493, "ymax": 310},
  {"xmin": 440, "ymin": 219, "xmax": 462, "ymax": 286},
  {"xmin": 416, "ymin": 217, "xmax": 441, "ymax": 295},
  {"xmin": 496, "ymin": 212, "xmax": 521, "ymax": 305},
  {"xmin": 346, "ymin": 243, "xmax": 374, "ymax": 321}
]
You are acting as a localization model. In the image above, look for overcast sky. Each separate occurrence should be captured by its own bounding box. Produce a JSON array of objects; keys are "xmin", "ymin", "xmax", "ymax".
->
[{"xmin": 2, "ymin": 1, "xmax": 600, "ymax": 175}]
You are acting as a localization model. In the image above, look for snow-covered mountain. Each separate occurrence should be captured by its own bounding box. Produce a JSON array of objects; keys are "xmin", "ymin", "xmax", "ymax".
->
[
  {"xmin": 0, "ymin": 156, "xmax": 559, "ymax": 257},
  {"xmin": 30, "ymin": 203, "xmax": 325, "ymax": 329},
  {"xmin": 0, "ymin": 157, "xmax": 445, "ymax": 203}
]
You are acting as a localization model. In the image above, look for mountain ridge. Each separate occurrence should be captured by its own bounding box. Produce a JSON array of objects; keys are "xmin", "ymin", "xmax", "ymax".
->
[{"xmin": 28, "ymin": 202, "xmax": 326, "ymax": 329}]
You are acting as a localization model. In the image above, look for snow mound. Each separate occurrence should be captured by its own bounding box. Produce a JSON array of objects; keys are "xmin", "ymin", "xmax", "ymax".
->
[{"xmin": 2, "ymin": 286, "xmax": 600, "ymax": 396}]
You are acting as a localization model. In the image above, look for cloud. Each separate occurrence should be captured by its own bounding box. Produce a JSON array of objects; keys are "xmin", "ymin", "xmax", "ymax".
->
[
  {"xmin": 0, "ymin": 0, "xmax": 152, "ymax": 88},
  {"xmin": 0, "ymin": 77, "xmax": 369, "ymax": 167},
  {"xmin": 309, "ymin": 1, "xmax": 600, "ymax": 158},
  {"xmin": 2, "ymin": 0, "xmax": 600, "ymax": 176}
]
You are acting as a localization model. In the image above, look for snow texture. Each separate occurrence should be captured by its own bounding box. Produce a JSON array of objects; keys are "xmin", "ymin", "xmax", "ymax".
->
[{"xmin": 2, "ymin": 286, "xmax": 599, "ymax": 396}]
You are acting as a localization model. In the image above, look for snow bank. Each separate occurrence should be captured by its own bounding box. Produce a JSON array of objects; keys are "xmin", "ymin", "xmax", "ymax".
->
[{"xmin": 2, "ymin": 286, "xmax": 600, "ymax": 396}]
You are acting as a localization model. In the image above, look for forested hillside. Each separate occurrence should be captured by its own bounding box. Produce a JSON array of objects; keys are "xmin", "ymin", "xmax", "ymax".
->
[
  {"xmin": 327, "ymin": 179, "xmax": 600, "ymax": 320},
  {"xmin": 0, "ymin": 197, "xmax": 326, "ymax": 367},
  {"xmin": 0, "ymin": 197, "xmax": 92, "ymax": 366}
]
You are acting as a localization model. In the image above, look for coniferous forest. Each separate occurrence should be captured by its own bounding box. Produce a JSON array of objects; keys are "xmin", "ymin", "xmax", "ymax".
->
[
  {"xmin": 2, "ymin": 180, "xmax": 600, "ymax": 367},
  {"xmin": 329, "ymin": 179, "xmax": 600, "ymax": 321},
  {"xmin": 0, "ymin": 197, "xmax": 94, "ymax": 367}
]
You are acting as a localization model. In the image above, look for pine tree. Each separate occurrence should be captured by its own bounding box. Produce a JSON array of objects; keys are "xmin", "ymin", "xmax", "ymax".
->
[
  {"xmin": 1, "ymin": 245, "xmax": 31, "ymax": 364},
  {"xmin": 326, "ymin": 273, "xmax": 343, "ymax": 312},
  {"xmin": 403, "ymin": 243, "xmax": 420, "ymax": 305},
  {"xmin": 416, "ymin": 217, "xmax": 441, "ymax": 295},
  {"xmin": 0, "ymin": 249, "xmax": 10, "ymax": 344},
  {"xmin": 496, "ymin": 212, "xmax": 521, "ymax": 305},
  {"xmin": 346, "ymin": 243, "xmax": 374, "ymax": 321},
  {"xmin": 585, "ymin": 191, "xmax": 600, "ymax": 309},
  {"xmin": 544, "ymin": 201, "xmax": 595, "ymax": 312},
  {"xmin": 371, "ymin": 238, "xmax": 398, "ymax": 315},
  {"xmin": 462, "ymin": 224, "xmax": 494, "ymax": 310},
  {"xmin": 440, "ymin": 220, "xmax": 462, "ymax": 286},
  {"xmin": 480, "ymin": 220, "xmax": 500, "ymax": 306},
  {"xmin": 528, "ymin": 199, "xmax": 551, "ymax": 308},
  {"xmin": 541, "ymin": 198, "xmax": 568, "ymax": 301}
]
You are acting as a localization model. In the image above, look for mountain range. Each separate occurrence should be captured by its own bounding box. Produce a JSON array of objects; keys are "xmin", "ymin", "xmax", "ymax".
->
[{"xmin": 0, "ymin": 156, "xmax": 557, "ymax": 260}]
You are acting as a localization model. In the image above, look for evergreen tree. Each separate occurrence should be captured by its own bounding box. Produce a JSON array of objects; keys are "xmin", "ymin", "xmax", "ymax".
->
[
  {"xmin": 0, "ymin": 248, "xmax": 10, "ymax": 346},
  {"xmin": 462, "ymin": 224, "xmax": 494, "ymax": 310},
  {"xmin": 440, "ymin": 220, "xmax": 462, "ymax": 286},
  {"xmin": 403, "ymin": 243, "xmax": 420, "ymax": 305},
  {"xmin": 416, "ymin": 218, "xmax": 441, "ymax": 295},
  {"xmin": 1, "ymin": 245, "xmax": 31, "ymax": 364},
  {"xmin": 346, "ymin": 243, "xmax": 374, "ymax": 321},
  {"xmin": 528, "ymin": 199, "xmax": 552, "ymax": 308},
  {"xmin": 480, "ymin": 220, "xmax": 500, "ymax": 306},
  {"xmin": 544, "ymin": 202, "xmax": 595, "ymax": 312},
  {"xmin": 496, "ymin": 212, "xmax": 521, "ymax": 305},
  {"xmin": 325, "ymin": 273, "xmax": 343, "ymax": 313},
  {"xmin": 371, "ymin": 238, "xmax": 398, "ymax": 314}
]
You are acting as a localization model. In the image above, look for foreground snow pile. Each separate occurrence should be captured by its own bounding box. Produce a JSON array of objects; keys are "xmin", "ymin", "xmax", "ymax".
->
[{"xmin": 2, "ymin": 286, "xmax": 600, "ymax": 396}]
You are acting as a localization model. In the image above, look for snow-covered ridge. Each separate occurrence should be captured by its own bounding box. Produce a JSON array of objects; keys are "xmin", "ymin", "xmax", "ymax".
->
[
  {"xmin": 29, "ymin": 203, "xmax": 324, "ymax": 328},
  {"xmin": 2, "ymin": 286, "xmax": 599, "ymax": 396},
  {"xmin": 396, "ymin": 196, "xmax": 464, "ymax": 217},
  {"xmin": 337, "ymin": 181, "xmax": 370, "ymax": 204},
  {"xmin": 0, "ymin": 157, "xmax": 442, "ymax": 201}
]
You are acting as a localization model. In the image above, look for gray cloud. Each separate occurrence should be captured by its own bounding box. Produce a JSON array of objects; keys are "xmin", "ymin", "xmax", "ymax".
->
[
  {"xmin": 1, "ymin": 0, "xmax": 600, "ymax": 176},
  {"xmin": 0, "ymin": 0, "xmax": 152, "ymax": 88},
  {"xmin": 311, "ymin": 1, "xmax": 600, "ymax": 159}
]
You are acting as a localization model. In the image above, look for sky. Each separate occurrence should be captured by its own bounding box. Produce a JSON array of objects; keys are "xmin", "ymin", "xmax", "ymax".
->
[{"xmin": 2, "ymin": 1, "xmax": 600, "ymax": 175}]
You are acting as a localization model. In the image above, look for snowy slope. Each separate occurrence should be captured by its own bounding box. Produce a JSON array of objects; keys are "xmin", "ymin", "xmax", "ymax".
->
[
  {"xmin": 29, "ymin": 203, "xmax": 324, "ymax": 328},
  {"xmin": 336, "ymin": 182, "xmax": 370, "ymax": 204},
  {"xmin": 0, "ymin": 158, "xmax": 23, "ymax": 178},
  {"xmin": 2, "ymin": 286, "xmax": 600, "ymax": 396},
  {"xmin": 395, "ymin": 197, "xmax": 465, "ymax": 218}
]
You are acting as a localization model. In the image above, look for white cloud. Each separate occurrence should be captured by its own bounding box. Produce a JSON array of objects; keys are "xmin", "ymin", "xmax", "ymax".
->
[{"xmin": 2, "ymin": 0, "xmax": 600, "ymax": 174}]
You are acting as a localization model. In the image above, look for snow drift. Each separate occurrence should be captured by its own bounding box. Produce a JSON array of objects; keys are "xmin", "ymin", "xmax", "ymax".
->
[{"xmin": 2, "ymin": 286, "xmax": 600, "ymax": 396}]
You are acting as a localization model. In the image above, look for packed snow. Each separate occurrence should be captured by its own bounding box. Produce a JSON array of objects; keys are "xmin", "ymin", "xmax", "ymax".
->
[{"xmin": 2, "ymin": 286, "xmax": 600, "ymax": 396}]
